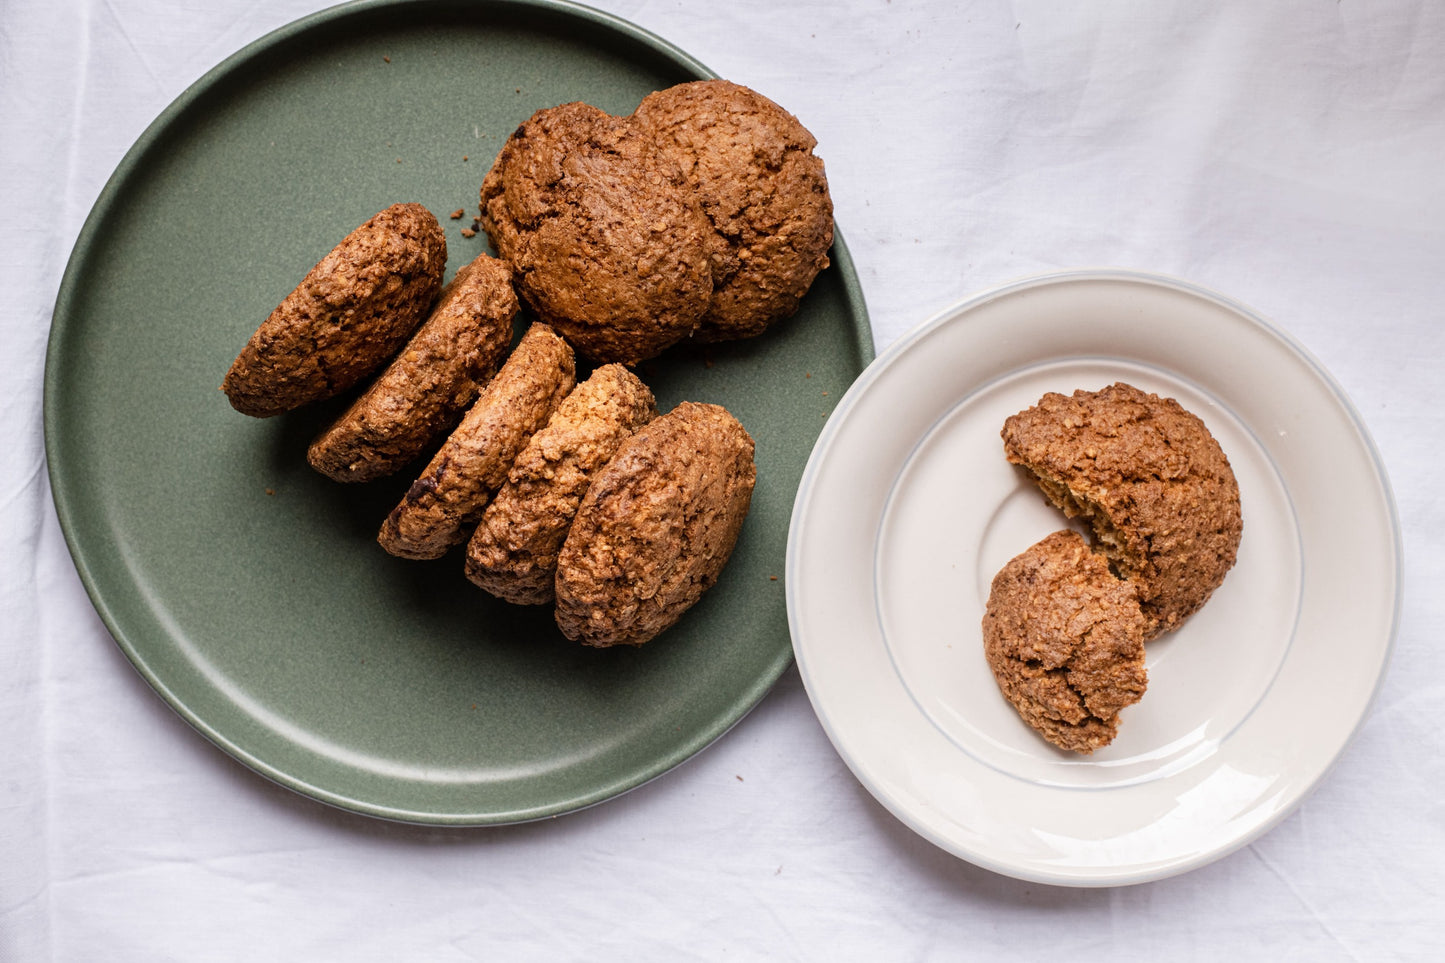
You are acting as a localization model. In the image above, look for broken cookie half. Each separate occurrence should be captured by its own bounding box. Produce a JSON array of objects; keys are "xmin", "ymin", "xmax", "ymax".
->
[
  {"xmin": 981, "ymin": 530, "xmax": 1149, "ymax": 754},
  {"xmin": 1001, "ymin": 382, "xmax": 1242, "ymax": 639}
]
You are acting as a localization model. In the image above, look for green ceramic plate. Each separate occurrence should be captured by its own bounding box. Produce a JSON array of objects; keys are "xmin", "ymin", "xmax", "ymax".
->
[{"xmin": 44, "ymin": 0, "xmax": 871, "ymax": 824}]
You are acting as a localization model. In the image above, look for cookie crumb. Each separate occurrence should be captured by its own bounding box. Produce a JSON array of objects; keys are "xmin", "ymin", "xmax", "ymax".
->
[
  {"xmin": 769, "ymin": 575, "xmax": 778, "ymax": 581},
  {"xmin": 450, "ymin": 209, "xmax": 465, "ymax": 219},
  {"xmin": 382, "ymin": 55, "xmax": 391, "ymax": 63},
  {"xmin": 463, "ymin": 155, "xmax": 469, "ymax": 161},
  {"xmin": 460, "ymin": 227, "xmax": 476, "ymax": 238},
  {"xmin": 264, "ymin": 488, "xmax": 275, "ymax": 496}
]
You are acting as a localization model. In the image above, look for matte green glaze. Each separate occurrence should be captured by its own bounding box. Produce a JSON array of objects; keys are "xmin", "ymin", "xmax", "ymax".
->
[{"xmin": 45, "ymin": 0, "xmax": 872, "ymax": 824}]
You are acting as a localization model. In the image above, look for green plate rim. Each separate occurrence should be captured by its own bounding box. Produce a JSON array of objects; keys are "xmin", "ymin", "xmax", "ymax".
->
[{"xmin": 42, "ymin": 0, "xmax": 874, "ymax": 825}]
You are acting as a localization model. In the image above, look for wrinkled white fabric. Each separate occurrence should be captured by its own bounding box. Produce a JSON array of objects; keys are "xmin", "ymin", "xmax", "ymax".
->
[{"xmin": 3, "ymin": 0, "xmax": 1442, "ymax": 959}]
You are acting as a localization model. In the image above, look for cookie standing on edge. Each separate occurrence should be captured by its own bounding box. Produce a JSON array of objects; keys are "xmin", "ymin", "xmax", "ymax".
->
[
  {"xmin": 1001, "ymin": 382, "xmax": 1243, "ymax": 639},
  {"xmin": 222, "ymin": 202, "xmax": 446, "ymax": 418},
  {"xmin": 982, "ymin": 530, "xmax": 1150, "ymax": 754},
  {"xmin": 465, "ymin": 364, "xmax": 658, "ymax": 605},
  {"xmin": 307, "ymin": 253, "xmax": 518, "ymax": 482},
  {"xmin": 479, "ymin": 102, "xmax": 719, "ymax": 365},
  {"xmin": 554, "ymin": 402, "xmax": 756, "ymax": 647},
  {"xmin": 634, "ymin": 80, "xmax": 834, "ymax": 342},
  {"xmin": 378, "ymin": 323, "xmax": 576, "ymax": 561}
]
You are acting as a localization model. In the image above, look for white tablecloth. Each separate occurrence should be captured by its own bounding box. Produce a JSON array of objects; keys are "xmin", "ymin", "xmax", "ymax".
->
[{"xmin": 4, "ymin": 1, "xmax": 1441, "ymax": 958}]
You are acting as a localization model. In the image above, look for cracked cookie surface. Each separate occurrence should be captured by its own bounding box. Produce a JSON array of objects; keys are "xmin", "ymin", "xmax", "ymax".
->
[
  {"xmin": 223, "ymin": 202, "xmax": 446, "ymax": 417},
  {"xmin": 378, "ymin": 323, "xmax": 575, "ymax": 560},
  {"xmin": 479, "ymin": 102, "xmax": 717, "ymax": 364},
  {"xmin": 1001, "ymin": 382, "xmax": 1243, "ymax": 639},
  {"xmin": 982, "ymin": 529, "xmax": 1149, "ymax": 754},
  {"xmin": 634, "ymin": 80, "xmax": 834, "ymax": 342},
  {"xmin": 554, "ymin": 401, "xmax": 755, "ymax": 647},
  {"xmin": 307, "ymin": 252, "xmax": 518, "ymax": 482}
]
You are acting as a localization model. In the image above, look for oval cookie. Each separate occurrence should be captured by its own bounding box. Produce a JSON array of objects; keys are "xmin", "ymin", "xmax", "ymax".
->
[
  {"xmin": 465, "ymin": 364, "xmax": 657, "ymax": 604},
  {"xmin": 378, "ymin": 322, "xmax": 575, "ymax": 560},
  {"xmin": 223, "ymin": 202, "xmax": 446, "ymax": 417},
  {"xmin": 307, "ymin": 253, "xmax": 518, "ymax": 482},
  {"xmin": 554, "ymin": 401, "xmax": 755, "ymax": 647}
]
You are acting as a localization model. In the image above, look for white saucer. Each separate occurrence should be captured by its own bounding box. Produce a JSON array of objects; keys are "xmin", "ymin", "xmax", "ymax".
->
[{"xmin": 786, "ymin": 270, "xmax": 1400, "ymax": 886}]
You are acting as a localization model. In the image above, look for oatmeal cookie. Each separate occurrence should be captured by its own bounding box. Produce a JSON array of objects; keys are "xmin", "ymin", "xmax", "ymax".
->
[
  {"xmin": 634, "ymin": 80, "xmax": 833, "ymax": 342},
  {"xmin": 1001, "ymin": 382, "xmax": 1243, "ymax": 638},
  {"xmin": 377, "ymin": 323, "xmax": 575, "ymax": 560},
  {"xmin": 465, "ymin": 364, "xmax": 657, "ymax": 605},
  {"xmin": 479, "ymin": 102, "xmax": 717, "ymax": 364},
  {"xmin": 554, "ymin": 401, "xmax": 756, "ymax": 647},
  {"xmin": 982, "ymin": 530, "xmax": 1150, "ymax": 754},
  {"xmin": 307, "ymin": 253, "xmax": 518, "ymax": 482},
  {"xmin": 223, "ymin": 203, "xmax": 446, "ymax": 417}
]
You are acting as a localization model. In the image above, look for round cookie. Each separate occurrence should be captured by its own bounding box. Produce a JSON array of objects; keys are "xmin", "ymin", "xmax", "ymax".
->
[
  {"xmin": 1001, "ymin": 382, "xmax": 1243, "ymax": 639},
  {"xmin": 223, "ymin": 202, "xmax": 446, "ymax": 417},
  {"xmin": 307, "ymin": 253, "xmax": 518, "ymax": 482},
  {"xmin": 465, "ymin": 364, "xmax": 657, "ymax": 605},
  {"xmin": 554, "ymin": 401, "xmax": 756, "ymax": 647},
  {"xmin": 378, "ymin": 323, "xmax": 575, "ymax": 560},
  {"xmin": 982, "ymin": 529, "xmax": 1150, "ymax": 754},
  {"xmin": 479, "ymin": 102, "xmax": 718, "ymax": 364},
  {"xmin": 634, "ymin": 80, "xmax": 834, "ymax": 342}
]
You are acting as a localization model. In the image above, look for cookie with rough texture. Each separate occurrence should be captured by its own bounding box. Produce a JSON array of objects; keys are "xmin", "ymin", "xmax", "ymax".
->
[
  {"xmin": 378, "ymin": 323, "xmax": 575, "ymax": 560},
  {"xmin": 634, "ymin": 79, "xmax": 833, "ymax": 342},
  {"xmin": 479, "ymin": 102, "xmax": 718, "ymax": 364},
  {"xmin": 307, "ymin": 253, "xmax": 519, "ymax": 482},
  {"xmin": 1002, "ymin": 382, "xmax": 1243, "ymax": 639},
  {"xmin": 982, "ymin": 530, "xmax": 1150, "ymax": 754},
  {"xmin": 465, "ymin": 364, "xmax": 657, "ymax": 605},
  {"xmin": 223, "ymin": 203, "xmax": 446, "ymax": 417},
  {"xmin": 554, "ymin": 401, "xmax": 755, "ymax": 647}
]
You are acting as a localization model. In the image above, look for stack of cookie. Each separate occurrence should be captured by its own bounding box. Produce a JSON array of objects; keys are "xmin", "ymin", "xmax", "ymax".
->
[
  {"xmin": 981, "ymin": 384, "xmax": 1244, "ymax": 753},
  {"xmin": 220, "ymin": 80, "xmax": 833, "ymax": 649}
]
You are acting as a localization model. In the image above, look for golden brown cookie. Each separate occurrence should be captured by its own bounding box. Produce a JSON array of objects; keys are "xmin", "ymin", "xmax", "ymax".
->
[
  {"xmin": 377, "ymin": 323, "xmax": 575, "ymax": 560},
  {"xmin": 1001, "ymin": 382, "xmax": 1243, "ymax": 639},
  {"xmin": 634, "ymin": 80, "xmax": 834, "ymax": 342},
  {"xmin": 223, "ymin": 203, "xmax": 446, "ymax": 417},
  {"xmin": 554, "ymin": 401, "xmax": 756, "ymax": 647},
  {"xmin": 982, "ymin": 530, "xmax": 1150, "ymax": 754},
  {"xmin": 464, "ymin": 364, "xmax": 658, "ymax": 605},
  {"xmin": 307, "ymin": 253, "xmax": 519, "ymax": 482},
  {"xmin": 479, "ymin": 102, "xmax": 718, "ymax": 364}
]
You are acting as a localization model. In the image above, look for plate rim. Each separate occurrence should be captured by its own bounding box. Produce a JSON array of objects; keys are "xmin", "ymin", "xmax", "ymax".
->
[
  {"xmin": 43, "ymin": 0, "xmax": 873, "ymax": 825},
  {"xmin": 785, "ymin": 267, "xmax": 1402, "ymax": 885}
]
